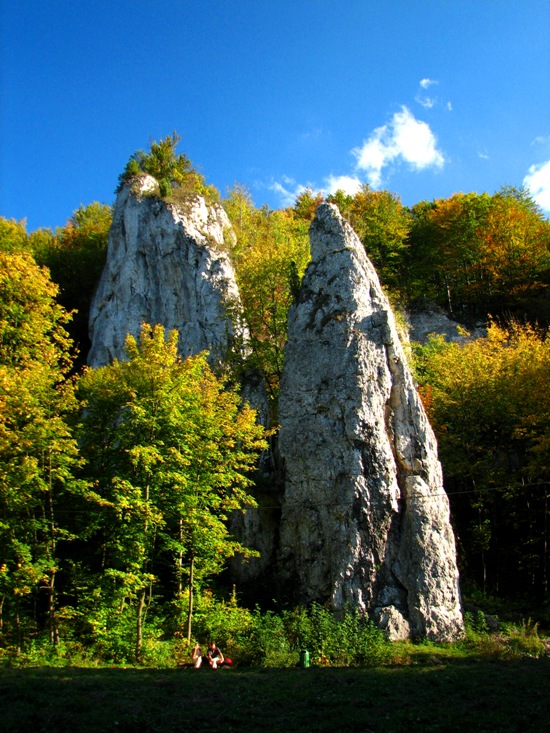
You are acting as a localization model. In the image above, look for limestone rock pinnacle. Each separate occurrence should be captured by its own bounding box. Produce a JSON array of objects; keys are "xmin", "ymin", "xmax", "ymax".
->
[{"xmin": 277, "ymin": 203, "xmax": 463, "ymax": 641}]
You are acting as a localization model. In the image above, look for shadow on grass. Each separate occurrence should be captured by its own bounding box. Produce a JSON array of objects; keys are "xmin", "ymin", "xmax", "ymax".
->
[{"xmin": 1, "ymin": 658, "xmax": 550, "ymax": 732}]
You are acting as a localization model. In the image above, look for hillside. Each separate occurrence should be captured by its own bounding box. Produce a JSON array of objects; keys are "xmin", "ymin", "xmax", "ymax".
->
[{"xmin": 0, "ymin": 137, "xmax": 548, "ymax": 663}]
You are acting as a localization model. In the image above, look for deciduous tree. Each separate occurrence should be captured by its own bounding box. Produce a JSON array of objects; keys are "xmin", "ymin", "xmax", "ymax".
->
[
  {"xmin": 223, "ymin": 187, "xmax": 310, "ymax": 414},
  {"xmin": 29, "ymin": 202, "xmax": 112, "ymax": 364},
  {"xmin": 77, "ymin": 324, "xmax": 266, "ymax": 656},
  {"xmin": 415, "ymin": 321, "xmax": 550, "ymax": 598},
  {"xmin": 0, "ymin": 249, "xmax": 85, "ymax": 646}
]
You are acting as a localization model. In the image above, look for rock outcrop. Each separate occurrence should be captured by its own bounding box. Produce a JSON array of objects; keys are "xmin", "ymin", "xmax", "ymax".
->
[
  {"xmin": 277, "ymin": 204, "xmax": 463, "ymax": 641},
  {"xmin": 406, "ymin": 299, "xmax": 486, "ymax": 345},
  {"xmin": 88, "ymin": 176, "xmax": 243, "ymax": 368},
  {"xmin": 88, "ymin": 181, "xmax": 463, "ymax": 641}
]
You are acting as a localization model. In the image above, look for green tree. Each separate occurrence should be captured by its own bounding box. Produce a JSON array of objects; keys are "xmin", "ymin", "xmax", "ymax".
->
[
  {"xmin": 415, "ymin": 321, "xmax": 550, "ymax": 598},
  {"xmin": 117, "ymin": 132, "xmax": 219, "ymax": 204},
  {"xmin": 347, "ymin": 185, "xmax": 410, "ymax": 290},
  {"xmin": 293, "ymin": 188, "xmax": 324, "ymax": 222},
  {"xmin": 0, "ymin": 249, "xmax": 86, "ymax": 646},
  {"xmin": 223, "ymin": 187, "xmax": 311, "ymax": 414},
  {"xmin": 77, "ymin": 324, "xmax": 266, "ymax": 656},
  {"xmin": 30, "ymin": 202, "xmax": 112, "ymax": 365},
  {"xmin": 326, "ymin": 189, "xmax": 354, "ymax": 222}
]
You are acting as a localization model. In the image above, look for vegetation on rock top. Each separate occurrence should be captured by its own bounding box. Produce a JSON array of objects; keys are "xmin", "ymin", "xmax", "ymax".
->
[{"xmin": 117, "ymin": 132, "xmax": 220, "ymax": 206}]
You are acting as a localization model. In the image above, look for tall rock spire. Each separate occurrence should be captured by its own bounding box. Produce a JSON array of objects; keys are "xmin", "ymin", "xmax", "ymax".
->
[{"xmin": 277, "ymin": 203, "xmax": 463, "ymax": 641}]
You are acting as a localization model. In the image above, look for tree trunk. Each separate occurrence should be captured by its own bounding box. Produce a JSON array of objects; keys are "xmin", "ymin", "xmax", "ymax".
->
[
  {"xmin": 48, "ymin": 570, "xmax": 59, "ymax": 645},
  {"xmin": 15, "ymin": 599, "xmax": 21, "ymax": 654},
  {"xmin": 46, "ymin": 467, "xmax": 59, "ymax": 646},
  {"xmin": 445, "ymin": 278, "xmax": 454, "ymax": 316},
  {"xmin": 543, "ymin": 488, "xmax": 548, "ymax": 598},
  {"xmin": 186, "ymin": 555, "xmax": 195, "ymax": 644},
  {"xmin": 177, "ymin": 518, "xmax": 183, "ymax": 595},
  {"xmin": 136, "ymin": 589, "xmax": 146, "ymax": 662}
]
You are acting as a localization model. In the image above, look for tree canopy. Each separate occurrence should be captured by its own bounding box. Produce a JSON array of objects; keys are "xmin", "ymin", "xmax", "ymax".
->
[
  {"xmin": 415, "ymin": 321, "xmax": 550, "ymax": 598},
  {"xmin": 0, "ymin": 248, "xmax": 85, "ymax": 645},
  {"xmin": 77, "ymin": 323, "xmax": 266, "ymax": 654},
  {"xmin": 223, "ymin": 185, "xmax": 311, "ymax": 413},
  {"xmin": 117, "ymin": 132, "xmax": 219, "ymax": 204},
  {"xmin": 29, "ymin": 202, "xmax": 112, "ymax": 364},
  {"xmin": 1, "ymin": 136, "xmax": 549, "ymax": 657}
]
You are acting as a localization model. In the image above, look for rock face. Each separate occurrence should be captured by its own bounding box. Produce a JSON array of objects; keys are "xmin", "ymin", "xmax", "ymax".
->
[
  {"xmin": 277, "ymin": 204, "xmax": 463, "ymax": 641},
  {"xmin": 88, "ymin": 176, "xmax": 243, "ymax": 368},
  {"xmin": 406, "ymin": 300, "xmax": 486, "ymax": 345},
  {"xmin": 88, "ymin": 183, "xmax": 463, "ymax": 641}
]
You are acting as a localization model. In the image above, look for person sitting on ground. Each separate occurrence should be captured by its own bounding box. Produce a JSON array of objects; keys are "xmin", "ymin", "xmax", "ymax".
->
[
  {"xmin": 191, "ymin": 642, "xmax": 202, "ymax": 669},
  {"xmin": 207, "ymin": 641, "xmax": 224, "ymax": 669}
]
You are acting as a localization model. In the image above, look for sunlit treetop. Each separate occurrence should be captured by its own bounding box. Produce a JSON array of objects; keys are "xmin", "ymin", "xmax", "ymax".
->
[{"xmin": 116, "ymin": 132, "xmax": 220, "ymax": 204}]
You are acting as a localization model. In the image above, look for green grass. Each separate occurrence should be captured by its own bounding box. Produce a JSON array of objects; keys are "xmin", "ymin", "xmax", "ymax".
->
[{"xmin": 1, "ymin": 656, "xmax": 549, "ymax": 733}]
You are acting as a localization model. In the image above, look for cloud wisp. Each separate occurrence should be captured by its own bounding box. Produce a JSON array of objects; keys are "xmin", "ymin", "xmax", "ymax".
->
[
  {"xmin": 416, "ymin": 78, "xmax": 439, "ymax": 109},
  {"xmin": 268, "ymin": 176, "xmax": 308, "ymax": 207},
  {"xmin": 524, "ymin": 160, "xmax": 550, "ymax": 213}
]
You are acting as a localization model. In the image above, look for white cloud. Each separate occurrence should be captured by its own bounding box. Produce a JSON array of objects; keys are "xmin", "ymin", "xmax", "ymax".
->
[
  {"xmin": 352, "ymin": 106, "xmax": 445, "ymax": 188},
  {"xmin": 323, "ymin": 174, "xmax": 362, "ymax": 196},
  {"xmin": 417, "ymin": 78, "xmax": 439, "ymax": 107},
  {"xmin": 416, "ymin": 95, "xmax": 436, "ymax": 109},
  {"xmin": 268, "ymin": 175, "xmax": 318, "ymax": 207},
  {"xmin": 523, "ymin": 160, "xmax": 550, "ymax": 213},
  {"xmin": 269, "ymin": 172, "xmax": 361, "ymax": 207},
  {"xmin": 268, "ymin": 177, "xmax": 305, "ymax": 207},
  {"xmin": 352, "ymin": 127, "xmax": 389, "ymax": 187},
  {"xmin": 269, "ymin": 91, "xmax": 447, "ymax": 208}
]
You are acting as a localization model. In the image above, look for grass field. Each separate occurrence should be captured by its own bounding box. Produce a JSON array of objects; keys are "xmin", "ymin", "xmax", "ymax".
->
[{"xmin": 2, "ymin": 655, "xmax": 549, "ymax": 733}]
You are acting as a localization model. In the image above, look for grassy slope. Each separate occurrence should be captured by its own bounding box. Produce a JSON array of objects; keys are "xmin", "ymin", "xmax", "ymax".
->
[{"xmin": 2, "ymin": 658, "xmax": 549, "ymax": 733}]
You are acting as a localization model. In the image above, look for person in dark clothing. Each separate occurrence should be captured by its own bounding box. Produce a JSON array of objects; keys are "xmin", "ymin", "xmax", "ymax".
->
[{"xmin": 207, "ymin": 641, "xmax": 224, "ymax": 669}]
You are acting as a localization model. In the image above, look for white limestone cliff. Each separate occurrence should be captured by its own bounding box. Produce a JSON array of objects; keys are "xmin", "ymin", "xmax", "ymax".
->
[
  {"xmin": 88, "ymin": 175, "xmax": 243, "ymax": 368},
  {"xmin": 277, "ymin": 203, "xmax": 464, "ymax": 641}
]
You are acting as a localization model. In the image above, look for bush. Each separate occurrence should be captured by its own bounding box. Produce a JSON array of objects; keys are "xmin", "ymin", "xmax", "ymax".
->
[
  {"xmin": 188, "ymin": 588, "xmax": 254, "ymax": 662},
  {"xmin": 158, "ymin": 178, "xmax": 172, "ymax": 198},
  {"xmin": 283, "ymin": 603, "xmax": 390, "ymax": 667},
  {"xmin": 245, "ymin": 610, "xmax": 296, "ymax": 667},
  {"xmin": 180, "ymin": 595, "xmax": 390, "ymax": 668},
  {"xmin": 116, "ymin": 133, "xmax": 220, "ymax": 205}
]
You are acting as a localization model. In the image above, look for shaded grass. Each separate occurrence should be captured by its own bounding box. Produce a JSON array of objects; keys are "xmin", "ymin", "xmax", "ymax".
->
[{"xmin": 1, "ymin": 657, "xmax": 549, "ymax": 733}]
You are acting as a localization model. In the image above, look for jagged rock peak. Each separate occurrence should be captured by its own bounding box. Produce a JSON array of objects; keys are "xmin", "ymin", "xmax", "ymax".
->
[
  {"xmin": 88, "ymin": 175, "xmax": 243, "ymax": 368},
  {"xmin": 277, "ymin": 203, "xmax": 464, "ymax": 641}
]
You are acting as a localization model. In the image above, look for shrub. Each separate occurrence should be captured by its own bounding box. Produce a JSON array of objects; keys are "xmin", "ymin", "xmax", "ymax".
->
[
  {"xmin": 288, "ymin": 603, "xmax": 390, "ymax": 667},
  {"xmin": 158, "ymin": 178, "xmax": 172, "ymax": 198},
  {"xmin": 116, "ymin": 132, "xmax": 220, "ymax": 205}
]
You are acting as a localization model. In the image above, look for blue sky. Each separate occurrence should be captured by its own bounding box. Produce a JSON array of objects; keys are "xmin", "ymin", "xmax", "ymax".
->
[{"xmin": 1, "ymin": 1, "xmax": 549, "ymax": 232}]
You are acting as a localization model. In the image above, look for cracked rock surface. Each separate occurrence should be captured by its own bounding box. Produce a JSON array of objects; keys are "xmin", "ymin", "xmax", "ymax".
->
[
  {"xmin": 88, "ymin": 175, "xmax": 242, "ymax": 368},
  {"xmin": 277, "ymin": 203, "xmax": 463, "ymax": 641}
]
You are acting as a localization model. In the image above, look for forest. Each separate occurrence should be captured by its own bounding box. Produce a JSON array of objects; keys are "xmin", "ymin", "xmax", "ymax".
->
[{"xmin": 0, "ymin": 135, "xmax": 549, "ymax": 665}]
